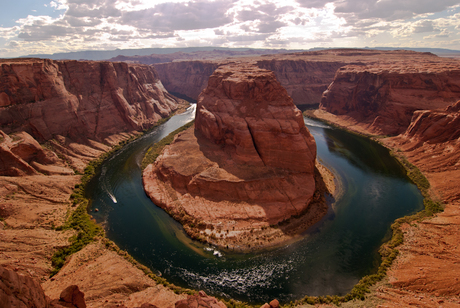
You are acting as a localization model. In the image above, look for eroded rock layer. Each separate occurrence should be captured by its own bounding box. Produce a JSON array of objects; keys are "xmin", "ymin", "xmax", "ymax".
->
[
  {"xmin": 0, "ymin": 58, "xmax": 179, "ymax": 142},
  {"xmin": 0, "ymin": 58, "xmax": 181, "ymax": 174},
  {"xmin": 320, "ymin": 59, "xmax": 460, "ymax": 135},
  {"xmin": 143, "ymin": 64, "xmax": 321, "ymax": 250}
]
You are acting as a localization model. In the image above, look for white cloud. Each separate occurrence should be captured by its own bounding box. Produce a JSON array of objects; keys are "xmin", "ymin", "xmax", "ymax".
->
[{"xmin": 1, "ymin": 0, "xmax": 460, "ymax": 58}]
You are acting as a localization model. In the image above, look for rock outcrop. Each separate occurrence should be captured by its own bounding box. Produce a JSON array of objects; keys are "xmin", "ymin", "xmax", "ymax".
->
[
  {"xmin": 375, "ymin": 100, "xmax": 460, "ymax": 306},
  {"xmin": 143, "ymin": 64, "xmax": 323, "ymax": 251},
  {"xmin": 0, "ymin": 265, "xmax": 49, "ymax": 308},
  {"xmin": 385, "ymin": 100, "xmax": 460, "ymax": 202},
  {"xmin": 0, "ymin": 130, "xmax": 70, "ymax": 176},
  {"xmin": 0, "ymin": 58, "xmax": 182, "ymax": 173},
  {"xmin": 174, "ymin": 291, "xmax": 226, "ymax": 308},
  {"xmin": 310, "ymin": 52, "xmax": 460, "ymax": 307},
  {"xmin": 320, "ymin": 58, "xmax": 460, "ymax": 135},
  {"xmin": 0, "ymin": 58, "xmax": 180, "ymax": 143}
]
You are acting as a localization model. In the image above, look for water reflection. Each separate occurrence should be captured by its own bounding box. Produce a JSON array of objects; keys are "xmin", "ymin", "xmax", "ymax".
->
[{"xmin": 323, "ymin": 128, "xmax": 406, "ymax": 179}]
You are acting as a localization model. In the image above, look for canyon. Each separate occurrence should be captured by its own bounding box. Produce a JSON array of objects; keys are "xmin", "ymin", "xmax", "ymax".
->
[
  {"xmin": 1, "ymin": 49, "xmax": 460, "ymax": 307},
  {"xmin": 142, "ymin": 63, "xmax": 326, "ymax": 251},
  {"xmin": 0, "ymin": 58, "xmax": 191, "ymax": 307}
]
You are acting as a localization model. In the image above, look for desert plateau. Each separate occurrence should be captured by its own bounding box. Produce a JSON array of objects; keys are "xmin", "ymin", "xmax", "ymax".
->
[{"xmin": 1, "ymin": 46, "xmax": 460, "ymax": 308}]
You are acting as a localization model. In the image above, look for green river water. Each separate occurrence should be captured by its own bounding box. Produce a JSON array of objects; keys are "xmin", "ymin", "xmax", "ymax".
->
[{"xmin": 87, "ymin": 105, "xmax": 423, "ymax": 304}]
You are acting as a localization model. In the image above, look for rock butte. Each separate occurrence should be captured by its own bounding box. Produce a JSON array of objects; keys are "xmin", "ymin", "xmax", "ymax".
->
[
  {"xmin": 143, "ymin": 64, "xmax": 325, "ymax": 251},
  {"xmin": 1, "ymin": 49, "xmax": 460, "ymax": 307}
]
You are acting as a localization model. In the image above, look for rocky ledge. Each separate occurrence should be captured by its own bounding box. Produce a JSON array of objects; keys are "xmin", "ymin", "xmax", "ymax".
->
[
  {"xmin": 143, "ymin": 64, "xmax": 330, "ymax": 251},
  {"xmin": 0, "ymin": 58, "xmax": 182, "ymax": 175},
  {"xmin": 320, "ymin": 58, "xmax": 460, "ymax": 136}
]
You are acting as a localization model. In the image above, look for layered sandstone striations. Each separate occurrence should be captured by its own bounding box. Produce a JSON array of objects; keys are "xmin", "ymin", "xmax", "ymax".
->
[
  {"xmin": 154, "ymin": 61, "xmax": 219, "ymax": 101},
  {"xmin": 310, "ymin": 53, "xmax": 460, "ymax": 307},
  {"xmin": 0, "ymin": 58, "xmax": 181, "ymax": 173},
  {"xmin": 256, "ymin": 59, "xmax": 344, "ymax": 106},
  {"xmin": 0, "ymin": 58, "xmax": 179, "ymax": 142},
  {"xmin": 143, "ymin": 64, "xmax": 324, "ymax": 251},
  {"xmin": 0, "ymin": 58, "xmax": 188, "ymax": 307},
  {"xmin": 320, "ymin": 55, "xmax": 460, "ymax": 135},
  {"xmin": 372, "ymin": 101, "xmax": 460, "ymax": 307},
  {"xmin": 387, "ymin": 100, "xmax": 460, "ymax": 202}
]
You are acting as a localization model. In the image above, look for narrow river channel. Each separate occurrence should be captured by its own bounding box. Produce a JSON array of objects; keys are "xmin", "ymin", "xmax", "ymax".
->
[{"xmin": 87, "ymin": 105, "xmax": 423, "ymax": 304}]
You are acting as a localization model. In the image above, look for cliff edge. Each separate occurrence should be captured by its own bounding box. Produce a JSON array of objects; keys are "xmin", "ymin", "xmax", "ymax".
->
[{"xmin": 0, "ymin": 58, "xmax": 181, "ymax": 174}]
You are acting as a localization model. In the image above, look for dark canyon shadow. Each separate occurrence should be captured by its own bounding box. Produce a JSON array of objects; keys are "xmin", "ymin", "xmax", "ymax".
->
[{"xmin": 324, "ymin": 128, "xmax": 408, "ymax": 179}]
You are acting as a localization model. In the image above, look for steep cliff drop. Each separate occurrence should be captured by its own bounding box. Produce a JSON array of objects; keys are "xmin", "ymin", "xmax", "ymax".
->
[
  {"xmin": 0, "ymin": 58, "xmax": 181, "ymax": 174},
  {"xmin": 0, "ymin": 58, "xmax": 189, "ymax": 307},
  {"xmin": 143, "ymin": 64, "xmax": 328, "ymax": 251},
  {"xmin": 310, "ymin": 52, "xmax": 460, "ymax": 307},
  {"xmin": 319, "ymin": 55, "xmax": 460, "ymax": 136}
]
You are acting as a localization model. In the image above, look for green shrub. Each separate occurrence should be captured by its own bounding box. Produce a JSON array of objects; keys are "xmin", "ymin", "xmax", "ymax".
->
[
  {"xmin": 50, "ymin": 116, "xmax": 176, "ymax": 276},
  {"xmin": 141, "ymin": 120, "xmax": 194, "ymax": 170}
]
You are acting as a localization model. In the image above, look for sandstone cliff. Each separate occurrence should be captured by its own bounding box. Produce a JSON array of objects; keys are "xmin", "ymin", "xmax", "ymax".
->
[
  {"xmin": 256, "ymin": 59, "xmax": 344, "ymax": 106},
  {"xmin": 143, "ymin": 64, "xmax": 325, "ymax": 251},
  {"xmin": 153, "ymin": 57, "xmax": 343, "ymax": 106},
  {"xmin": 310, "ymin": 52, "xmax": 460, "ymax": 307},
  {"xmin": 386, "ymin": 100, "xmax": 460, "ymax": 202},
  {"xmin": 0, "ymin": 58, "xmax": 179, "ymax": 142},
  {"xmin": 320, "ymin": 57, "xmax": 460, "ymax": 135},
  {"xmin": 0, "ymin": 58, "xmax": 181, "ymax": 174},
  {"xmin": 154, "ymin": 61, "xmax": 220, "ymax": 101},
  {"xmin": 0, "ymin": 58, "xmax": 189, "ymax": 307}
]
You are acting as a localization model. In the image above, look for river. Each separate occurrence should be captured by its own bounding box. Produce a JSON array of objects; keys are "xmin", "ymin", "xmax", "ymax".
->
[{"xmin": 87, "ymin": 105, "xmax": 423, "ymax": 304}]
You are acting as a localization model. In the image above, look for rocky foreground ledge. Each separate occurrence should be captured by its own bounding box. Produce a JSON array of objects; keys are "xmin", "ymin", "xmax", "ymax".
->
[{"xmin": 143, "ymin": 64, "xmax": 332, "ymax": 251}]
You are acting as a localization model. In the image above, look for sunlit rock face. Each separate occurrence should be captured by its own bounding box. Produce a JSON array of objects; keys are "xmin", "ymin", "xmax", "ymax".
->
[
  {"xmin": 320, "ymin": 53, "xmax": 460, "ymax": 136},
  {"xmin": 0, "ymin": 58, "xmax": 181, "ymax": 174},
  {"xmin": 143, "ymin": 64, "xmax": 323, "ymax": 251},
  {"xmin": 0, "ymin": 58, "xmax": 180, "ymax": 143}
]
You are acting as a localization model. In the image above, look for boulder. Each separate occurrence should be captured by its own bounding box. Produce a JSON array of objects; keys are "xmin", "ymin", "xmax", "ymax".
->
[{"xmin": 0, "ymin": 265, "xmax": 49, "ymax": 308}]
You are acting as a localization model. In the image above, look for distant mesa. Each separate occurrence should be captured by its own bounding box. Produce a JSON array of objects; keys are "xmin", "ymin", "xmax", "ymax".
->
[{"xmin": 143, "ymin": 63, "xmax": 328, "ymax": 251}]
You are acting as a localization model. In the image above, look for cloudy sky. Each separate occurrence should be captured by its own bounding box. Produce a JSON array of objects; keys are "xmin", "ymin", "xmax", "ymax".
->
[{"xmin": 1, "ymin": 0, "xmax": 460, "ymax": 57}]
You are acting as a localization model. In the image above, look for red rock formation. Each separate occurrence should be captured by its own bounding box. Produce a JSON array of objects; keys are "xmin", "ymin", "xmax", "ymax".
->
[
  {"xmin": 154, "ymin": 61, "xmax": 219, "ymax": 101},
  {"xmin": 0, "ymin": 58, "xmax": 180, "ymax": 143},
  {"xmin": 0, "ymin": 130, "xmax": 67, "ymax": 176},
  {"xmin": 174, "ymin": 291, "xmax": 226, "ymax": 308},
  {"xmin": 143, "ymin": 64, "xmax": 321, "ymax": 250},
  {"xmin": 0, "ymin": 58, "xmax": 182, "ymax": 174},
  {"xmin": 320, "ymin": 59, "xmax": 460, "ymax": 135},
  {"xmin": 195, "ymin": 63, "xmax": 316, "ymax": 172},
  {"xmin": 0, "ymin": 265, "xmax": 49, "ymax": 308},
  {"xmin": 256, "ymin": 59, "xmax": 344, "ymax": 106},
  {"xmin": 50, "ymin": 285, "xmax": 86, "ymax": 308},
  {"xmin": 385, "ymin": 100, "xmax": 460, "ymax": 202},
  {"xmin": 312, "ymin": 59, "xmax": 460, "ymax": 306}
]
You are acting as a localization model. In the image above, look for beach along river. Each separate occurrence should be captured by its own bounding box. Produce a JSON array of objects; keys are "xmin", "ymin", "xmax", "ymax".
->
[{"xmin": 87, "ymin": 105, "xmax": 423, "ymax": 304}]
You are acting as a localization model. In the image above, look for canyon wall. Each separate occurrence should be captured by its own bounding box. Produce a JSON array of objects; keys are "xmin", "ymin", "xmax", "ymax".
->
[
  {"xmin": 256, "ymin": 59, "xmax": 344, "ymax": 106},
  {"xmin": 320, "ymin": 61, "xmax": 460, "ymax": 135},
  {"xmin": 154, "ymin": 61, "xmax": 220, "ymax": 101},
  {"xmin": 0, "ymin": 58, "xmax": 190, "ymax": 307},
  {"xmin": 0, "ymin": 58, "xmax": 181, "ymax": 175},
  {"xmin": 153, "ymin": 58, "xmax": 343, "ymax": 106},
  {"xmin": 310, "ymin": 51, "xmax": 460, "ymax": 307},
  {"xmin": 0, "ymin": 58, "xmax": 180, "ymax": 142},
  {"xmin": 387, "ymin": 100, "xmax": 460, "ymax": 202}
]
